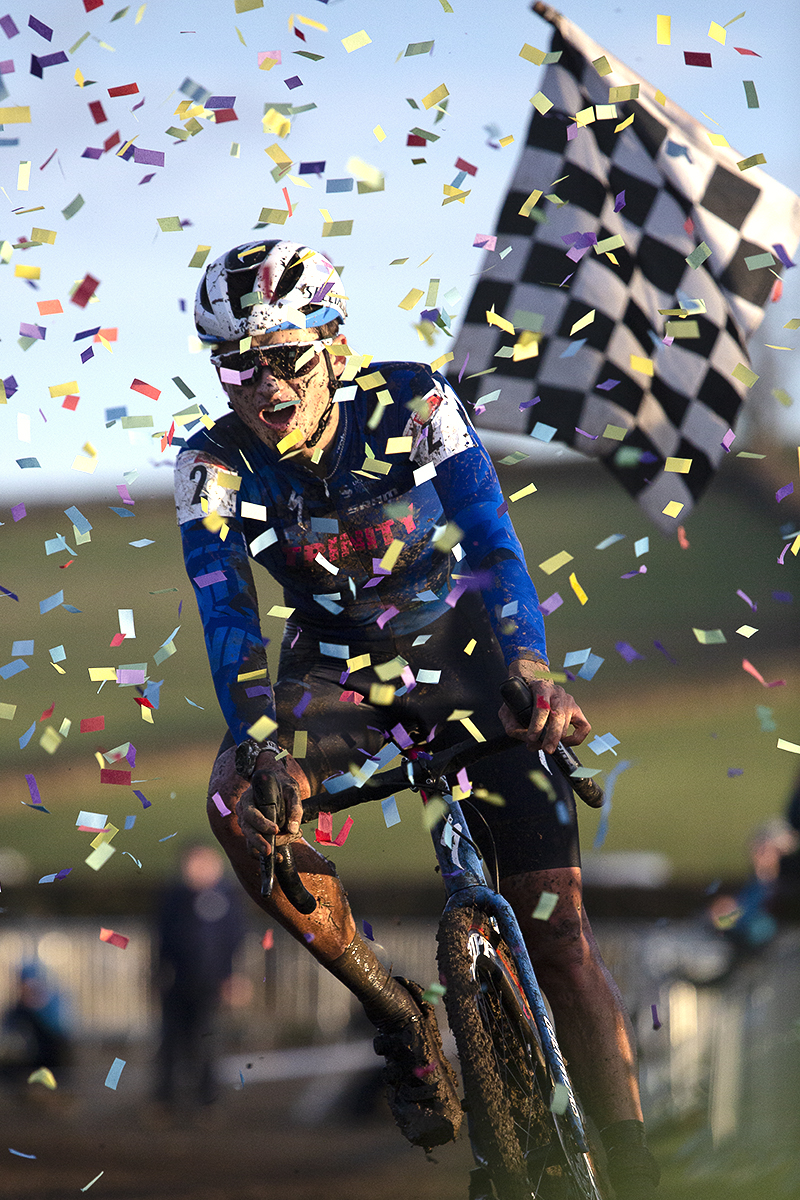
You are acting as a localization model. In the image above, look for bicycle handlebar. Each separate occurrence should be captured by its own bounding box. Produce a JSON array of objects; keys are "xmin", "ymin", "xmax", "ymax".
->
[{"xmin": 258, "ymin": 677, "xmax": 604, "ymax": 911}]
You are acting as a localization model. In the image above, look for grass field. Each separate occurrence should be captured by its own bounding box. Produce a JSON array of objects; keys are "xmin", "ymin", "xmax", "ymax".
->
[{"xmin": 1, "ymin": 449, "xmax": 798, "ymax": 888}]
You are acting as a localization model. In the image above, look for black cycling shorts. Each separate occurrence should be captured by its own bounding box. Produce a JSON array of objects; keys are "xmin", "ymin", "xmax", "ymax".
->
[{"xmin": 218, "ymin": 590, "xmax": 580, "ymax": 880}]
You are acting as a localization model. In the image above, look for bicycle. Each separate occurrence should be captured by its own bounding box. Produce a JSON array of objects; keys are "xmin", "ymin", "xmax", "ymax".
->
[{"xmin": 260, "ymin": 677, "xmax": 611, "ymax": 1200}]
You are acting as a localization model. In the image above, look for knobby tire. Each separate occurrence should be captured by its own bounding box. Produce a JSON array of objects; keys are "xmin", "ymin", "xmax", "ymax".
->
[{"xmin": 437, "ymin": 905, "xmax": 607, "ymax": 1200}]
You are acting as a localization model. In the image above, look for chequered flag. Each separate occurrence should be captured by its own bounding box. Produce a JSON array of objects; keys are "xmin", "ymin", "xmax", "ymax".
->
[{"xmin": 448, "ymin": 6, "xmax": 800, "ymax": 531}]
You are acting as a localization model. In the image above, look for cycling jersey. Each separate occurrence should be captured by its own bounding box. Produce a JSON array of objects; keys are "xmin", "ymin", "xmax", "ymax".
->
[{"xmin": 175, "ymin": 362, "xmax": 547, "ymax": 746}]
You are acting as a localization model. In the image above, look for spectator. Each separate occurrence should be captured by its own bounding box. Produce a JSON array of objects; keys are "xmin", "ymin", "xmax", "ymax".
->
[{"xmin": 0, "ymin": 960, "xmax": 72, "ymax": 1092}]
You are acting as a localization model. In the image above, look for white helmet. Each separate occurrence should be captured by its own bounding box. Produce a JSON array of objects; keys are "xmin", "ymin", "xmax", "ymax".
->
[{"xmin": 194, "ymin": 240, "xmax": 347, "ymax": 344}]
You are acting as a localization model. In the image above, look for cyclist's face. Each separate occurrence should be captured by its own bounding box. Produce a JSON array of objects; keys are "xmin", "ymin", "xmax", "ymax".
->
[{"xmin": 214, "ymin": 328, "xmax": 346, "ymax": 452}]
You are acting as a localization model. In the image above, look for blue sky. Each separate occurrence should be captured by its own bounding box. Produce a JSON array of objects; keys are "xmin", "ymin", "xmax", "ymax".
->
[{"xmin": 1, "ymin": 0, "xmax": 798, "ymax": 502}]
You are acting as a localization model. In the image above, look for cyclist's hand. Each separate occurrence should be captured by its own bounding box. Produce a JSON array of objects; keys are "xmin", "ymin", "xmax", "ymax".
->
[
  {"xmin": 500, "ymin": 658, "xmax": 591, "ymax": 754},
  {"xmin": 235, "ymin": 751, "xmax": 309, "ymax": 858}
]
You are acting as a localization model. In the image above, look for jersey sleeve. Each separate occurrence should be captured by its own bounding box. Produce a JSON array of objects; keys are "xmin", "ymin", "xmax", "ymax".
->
[
  {"xmin": 175, "ymin": 449, "xmax": 275, "ymax": 744},
  {"xmin": 407, "ymin": 376, "xmax": 548, "ymax": 666}
]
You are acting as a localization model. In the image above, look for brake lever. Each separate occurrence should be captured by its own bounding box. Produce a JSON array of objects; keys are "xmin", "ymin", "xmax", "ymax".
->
[{"xmin": 499, "ymin": 677, "xmax": 604, "ymax": 808}]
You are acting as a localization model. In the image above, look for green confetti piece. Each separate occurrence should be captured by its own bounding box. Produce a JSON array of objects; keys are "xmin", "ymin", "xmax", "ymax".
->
[
  {"xmin": 743, "ymin": 80, "xmax": 759, "ymax": 108},
  {"xmin": 685, "ymin": 242, "xmax": 711, "ymax": 269}
]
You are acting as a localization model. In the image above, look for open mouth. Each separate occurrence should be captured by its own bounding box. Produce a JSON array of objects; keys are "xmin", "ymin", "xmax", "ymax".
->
[{"xmin": 258, "ymin": 404, "xmax": 296, "ymax": 429}]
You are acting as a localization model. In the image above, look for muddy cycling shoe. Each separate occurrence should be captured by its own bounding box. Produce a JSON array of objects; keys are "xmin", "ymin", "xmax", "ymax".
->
[
  {"xmin": 372, "ymin": 976, "xmax": 462, "ymax": 1151},
  {"xmin": 603, "ymin": 1120, "xmax": 660, "ymax": 1200}
]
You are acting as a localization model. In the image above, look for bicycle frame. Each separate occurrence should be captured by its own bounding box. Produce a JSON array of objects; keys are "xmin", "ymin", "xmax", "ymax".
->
[{"xmin": 431, "ymin": 791, "xmax": 593, "ymax": 1159}]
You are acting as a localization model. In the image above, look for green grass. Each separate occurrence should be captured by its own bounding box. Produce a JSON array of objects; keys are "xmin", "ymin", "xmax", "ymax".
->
[{"xmin": 1, "ymin": 452, "xmax": 798, "ymax": 887}]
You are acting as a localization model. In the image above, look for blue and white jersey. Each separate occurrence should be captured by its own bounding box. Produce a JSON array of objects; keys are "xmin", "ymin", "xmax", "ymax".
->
[{"xmin": 175, "ymin": 362, "xmax": 547, "ymax": 743}]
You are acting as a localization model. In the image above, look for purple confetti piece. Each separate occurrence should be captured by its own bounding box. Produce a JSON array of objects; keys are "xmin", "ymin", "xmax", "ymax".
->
[
  {"xmin": 293, "ymin": 689, "xmax": 312, "ymax": 719},
  {"xmin": 615, "ymin": 641, "xmax": 645, "ymax": 662},
  {"xmin": 0, "ymin": 14, "xmax": 19, "ymax": 37},
  {"xmin": 290, "ymin": 627, "xmax": 302, "ymax": 648},
  {"xmin": 80, "ymin": 346, "xmax": 94, "ymax": 363},
  {"xmin": 28, "ymin": 15, "xmax": 52, "ymax": 39},
  {"xmin": 362, "ymin": 920, "xmax": 374, "ymax": 941},
  {"xmin": 776, "ymin": 482, "xmax": 794, "ymax": 503},
  {"xmin": 772, "ymin": 243, "xmax": 795, "ymax": 269},
  {"xmin": 4, "ymin": 374, "xmax": 18, "ymax": 397},
  {"xmin": 299, "ymin": 160, "xmax": 325, "ymax": 174},
  {"xmin": 74, "ymin": 327, "xmax": 101, "ymax": 342},
  {"xmin": 496, "ymin": 500, "xmax": 508, "ymax": 518},
  {"xmin": 138, "ymin": 173, "xmax": 155, "ymax": 185},
  {"xmin": 728, "ymin": 767, "xmax": 744, "ymax": 777},
  {"xmin": 567, "ymin": 122, "xmax": 578, "ymax": 141},
  {"xmin": 284, "ymin": 75, "xmax": 302, "ymax": 89},
  {"xmin": 566, "ymin": 244, "xmax": 592, "ymax": 263},
  {"xmin": 377, "ymin": 605, "xmax": 399, "ymax": 628},
  {"xmin": 0, "ymin": 57, "xmax": 14, "ymax": 71},
  {"xmin": 133, "ymin": 790, "xmax": 151, "ymax": 809},
  {"xmin": 25, "ymin": 773, "xmax": 41, "ymax": 804},
  {"xmin": 559, "ymin": 274, "xmax": 575, "ymax": 286},
  {"xmin": 55, "ymin": 867, "xmax": 72, "ymax": 880},
  {"xmin": 82, "ymin": 146, "xmax": 103, "ymax": 159},
  {"xmin": 310, "ymin": 280, "xmax": 334, "ymax": 304},
  {"xmin": 133, "ymin": 147, "xmax": 164, "ymax": 166},
  {"xmin": 34, "ymin": 49, "xmax": 67, "ymax": 68},
  {"xmin": 721, "ymin": 428, "xmax": 735, "ymax": 452},
  {"xmin": 193, "ymin": 570, "xmax": 226, "ymax": 588},
  {"xmin": 614, "ymin": 190, "xmax": 626, "ymax": 212},
  {"xmin": 339, "ymin": 667, "xmax": 351, "ymax": 685},
  {"xmin": 473, "ymin": 233, "xmax": 496, "ymax": 250},
  {"xmin": 420, "ymin": 308, "xmax": 440, "ymax": 323},
  {"xmin": 519, "ymin": 395, "xmax": 541, "ymax": 410},
  {"xmin": 620, "ymin": 565, "xmax": 647, "ymax": 579},
  {"xmin": 12, "ymin": 502, "xmax": 26, "ymax": 521},
  {"xmin": 653, "ymin": 640, "xmax": 678, "ymax": 664},
  {"xmin": 538, "ymin": 592, "xmax": 563, "ymax": 616},
  {"xmin": 206, "ymin": 95, "xmax": 235, "ymax": 108},
  {"xmin": 212, "ymin": 790, "xmax": 231, "ymax": 816},
  {"xmin": 132, "ymin": 96, "xmax": 145, "ymax": 111},
  {"xmin": 576, "ymin": 427, "xmax": 599, "ymax": 440},
  {"xmin": 445, "ymin": 582, "xmax": 467, "ymax": 609},
  {"xmin": 778, "ymin": 543, "xmax": 790, "ymax": 565},
  {"xmin": 651, "ymin": 1004, "xmax": 661, "ymax": 1031},
  {"xmin": 772, "ymin": 590, "xmax": 793, "ymax": 603},
  {"xmin": 245, "ymin": 684, "xmax": 271, "ymax": 698},
  {"xmin": 19, "ymin": 322, "xmax": 45, "ymax": 339},
  {"xmin": 736, "ymin": 588, "xmax": 757, "ymax": 611},
  {"xmin": 458, "ymin": 352, "xmax": 469, "ymax": 382},
  {"xmin": 125, "ymin": 744, "xmax": 136, "ymax": 767},
  {"xmin": 596, "ymin": 379, "xmax": 619, "ymax": 391}
]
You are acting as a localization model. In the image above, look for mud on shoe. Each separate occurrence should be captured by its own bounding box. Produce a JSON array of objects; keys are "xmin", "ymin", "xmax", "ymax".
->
[{"xmin": 372, "ymin": 976, "xmax": 462, "ymax": 1151}]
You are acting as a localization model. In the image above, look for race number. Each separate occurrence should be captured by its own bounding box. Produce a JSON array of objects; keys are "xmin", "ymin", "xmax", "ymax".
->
[
  {"xmin": 404, "ymin": 381, "xmax": 476, "ymax": 470},
  {"xmin": 174, "ymin": 450, "xmax": 240, "ymax": 525}
]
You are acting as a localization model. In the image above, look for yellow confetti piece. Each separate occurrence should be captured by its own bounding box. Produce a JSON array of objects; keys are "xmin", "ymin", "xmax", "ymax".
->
[
  {"xmin": 347, "ymin": 653, "xmax": 372, "ymax": 672},
  {"xmin": 0, "ymin": 703, "xmax": 17, "ymax": 720},
  {"xmin": 430, "ymin": 351, "xmax": 454, "ymax": 372},
  {"xmin": 342, "ymin": 29, "xmax": 372, "ymax": 53},
  {"xmin": 778, "ymin": 739, "xmax": 800, "ymax": 754},
  {"xmin": 464, "ymin": 639, "xmax": 476, "ymax": 656},
  {"xmin": 595, "ymin": 104, "xmax": 618, "ymax": 121},
  {"xmin": 442, "ymin": 184, "xmax": 470, "ymax": 205},
  {"xmin": 532, "ymin": 890, "xmax": 559, "ymax": 920},
  {"xmin": 498, "ymin": 135, "xmax": 514, "ymax": 147},
  {"xmin": 575, "ymin": 106, "xmax": 595, "ymax": 127},
  {"xmin": 28, "ymin": 1067, "xmax": 57, "ymax": 1090},
  {"xmin": 157, "ymin": 216, "xmax": 183, "ymax": 233},
  {"xmin": 379, "ymin": 539, "xmax": 404, "ymax": 572},
  {"xmin": 265, "ymin": 605, "xmax": 295, "ymax": 619},
  {"xmin": 277, "ymin": 428, "xmax": 303, "ymax": 454},
  {"xmin": 737, "ymin": 153, "xmax": 766, "ymax": 171},
  {"xmin": 141, "ymin": 705, "xmax": 154, "ymax": 724},
  {"xmin": 373, "ymin": 124, "xmax": 386, "ymax": 141},
  {"xmin": 665, "ymin": 457, "xmax": 692, "ymax": 473},
  {"xmin": 569, "ymin": 572, "xmax": 588, "ymax": 605},
  {"xmin": 539, "ymin": 550, "xmax": 573, "ymax": 575},
  {"xmin": 592, "ymin": 55, "xmax": 612, "ymax": 75},
  {"xmin": 292, "ymin": 730, "xmax": 307, "ymax": 758},
  {"xmin": 656, "ymin": 14, "xmax": 671, "ymax": 44},
  {"xmin": 135, "ymin": 4, "xmax": 145, "ymax": 22},
  {"xmin": 0, "ymin": 106, "xmax": 31, "ymax": 123},
  {"xmin": 654, "ymin": 90, "xmax": 667, "ymax": 106},
  {"xmin": 570, "ymin": 308, "xmax": 595, "ymax": 335},
  {"xmin": 39, "ymin": 726, "xmax": 63, "ymax": 755},
  {"xmin": 693, "ymin": 627, "xmax": 726, "ymax": 644},
  {"xmin": 296, "ymin": 13, "xmax": 327, "ymax": 30},
  {"xmin": 608, "ymin": 85, "xmax": 639, "ymax": 102},
  {"xmin": 736, "ymin": 625, "xmax": 758, "ymax": 638},
  {"xmin": 385, "ymin": 435, "xmax": 413, "ymax": 454},
  {"xmin": 399, "ymin": 288, "xmax": 424, "ymax": 311},
  {"xmin": 707, "ymin": 131, "xmax": 729, "ymax": 148},
  {"xmin": 248, "ymin": 715, "xmax": 278, "ymax": 740},
  {"xmin": 732, "ymin": 362, "xmax": 759, "ymax": 387},
  {"xmin": 486, "ymin": 308, "xmax": 515, "ymax": 334},
  {"xmin": 662, "ymin": 500, "xmax": 684, "ymax": 518},
  {"xmin": 91, "ymin": 823, "xmax": 119, "ymax": 850},
  {"xmin": 85, "ymin": 842, "xmax": 116, "ymax": 872},
  {"xmin": 14, "ymin": 263, "xmax": 40, "ymax": 280},
  {"xmin": 602, "ymin": 424, "xmax": 628, "ymax": 441},
  {"xmin": 422, "ymin": 83, "xmax": 449, "ymax": 110},
  {"xmin": 460, "ymin": 716, "xmax": 485, "ymax": 743},
  {"xmin": 49, "ymin": 380, "xmax": 79, "ymax": 397},
  {"xmin": 75, "ymin": 68, "xmax": 85, "ymax": 87},
  {"xmin": 708, "ymin": 21, "xmax": 726, "ymax": 44},
  {"xmin": 369, "ymin": 683, "xmax": 396, "ymax": 706},
  {"xmin": 630, "ymin": 354, "xmax": 654, "ymax": 376},
  {"xmin": 519, "ymin": 43, "xmax": 546, "ymax": 65},
  {"xmin": 519, "ymin": 189, "xmax": 542, "ymax": 217},
  {"xmin": 531, "ymin": 91, "xmax": 553, "ymax": 114},
  {"xmin": 265, "ymin": 142, "xmax": 292, "ymax": 166},
  {"xmin": 509, "ymin": 482, "xmax": 537, "ymax": 502},
  {"xmin": 88, "ymin": 667, "xmax": 118, "ymax": 681},
  {"xmin": 17, "ymin": 161, "xmax": 31, "ymax": 191}
]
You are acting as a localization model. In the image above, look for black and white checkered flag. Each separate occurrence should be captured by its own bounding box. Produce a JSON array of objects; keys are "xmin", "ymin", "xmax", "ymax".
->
[{"xmin": 448, "ymin": 4, "xmax": 800, "ymax": 531}]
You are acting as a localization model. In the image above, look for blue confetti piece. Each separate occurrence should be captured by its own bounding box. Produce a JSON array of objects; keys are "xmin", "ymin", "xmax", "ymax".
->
[
  {"xmin": 362, "ymin": 919, "xmax": 374, "ymax": 941},
  {"xmin": 104, "ymin": 1057, "xmax": 126, "ymax": 1090},
  {"xmin": 19, "ymin": 721, "xmax": 36, "ymax": 749}
]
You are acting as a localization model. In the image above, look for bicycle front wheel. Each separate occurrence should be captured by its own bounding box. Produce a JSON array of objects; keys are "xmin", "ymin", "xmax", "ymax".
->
[{"xmin": 437, "ymin": 904, "xmax": 607, "ymax": 1200}]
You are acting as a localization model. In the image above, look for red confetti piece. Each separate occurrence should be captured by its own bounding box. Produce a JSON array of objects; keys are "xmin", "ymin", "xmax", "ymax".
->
[
  {"xmin": 213, "ymin": 108, "xmax": 237, "ymax": 124},
  {"xmin": 40, "ymin": 702, "xmax": 55, "ymax": 722},
  {"xmin": 134, "ymin": 697, "xmax": 155, "ymax": 709},
  {"xmin": 100, "ymin": 927, "xmax": 129, "ymax": 949},
  {"xmin": 108, "ymin": 83, "xmax": 139, "ymax": 97},
  {"xmin": 103, "ymin": 130, "xmax": 120, "ymax": 153},
  {"xmin": 734, "ymin": 46, "xmax": 760, "ymax": 56},
  {"xmin": 84, "ymin": 0, "xmax": 103, "ymax": 11},
  {"xmin": 742, "ymin": 659, "xmax": 785, "ymax": 688},
  {"xmin": 683, "ymin": 51, "xmax": 712, "ymax": 67},
  {"xmin": 110, "ymin": 633, "xmax": 126, "ymax": 647},
  {"xmin": 71, "ymin": 273, "xmax": 100, "ymax": 308},
  {"xmin": 262, "ymin": 929, "xmax": 274, "ymax": 950},
  {"xmin": 315, "ymin": 812, "xmax": 354, "ymax": 845},
  {"xmin": 130, "ymin": 378, "xmax": 161, "ymax": 401},
  {"xmin": 160, "ymin": 421, "xmax": 175, "ymax": 452},
  {"xmin": 282, "ymin": 186, "xmax": 292, "ymax": 217},
  {"xmin": 677, "ymin": 525, "xmax": 690, "ymax": 549},
  {"xmin": 62, "ymin": 394, "xmax": 79, "ymax": 411},
  {"xmin": 771, "ymin": 278, "xmax": 783, "ymax": 303},
  {"xmin": 100, "ymin": 768, "xmax": 131, "ymax": 785},
  {"xmin": 80, "ymin": 716, "xmax": 105, "ymax": 732},
  {"xmin": 407, "ymin": 134, "xmax": 426, "ymax": 146},
  {"xmin": 455, "ymin": 156, "xmax": 477, "ymax": 176},
  {"xmin": 88, "ymin": 100, "xmax": 107, "ymax": 124}
]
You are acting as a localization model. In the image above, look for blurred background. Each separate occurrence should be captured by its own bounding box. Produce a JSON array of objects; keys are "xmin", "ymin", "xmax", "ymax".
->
[{"xmin": 1, "ymin": 0, "xmax": 799, "ymax": 1196}]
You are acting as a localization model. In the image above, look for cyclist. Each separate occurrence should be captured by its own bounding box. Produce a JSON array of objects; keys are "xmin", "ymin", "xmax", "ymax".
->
[{"xmin": 175, "ymin": 240, "xmax": 660, "ymax": 1198}]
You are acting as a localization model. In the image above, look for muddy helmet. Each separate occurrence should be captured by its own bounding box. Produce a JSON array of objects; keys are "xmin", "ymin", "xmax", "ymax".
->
[{"xmin": 194, "ymin": 240, "xmax": 347, "ymax": 344}]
